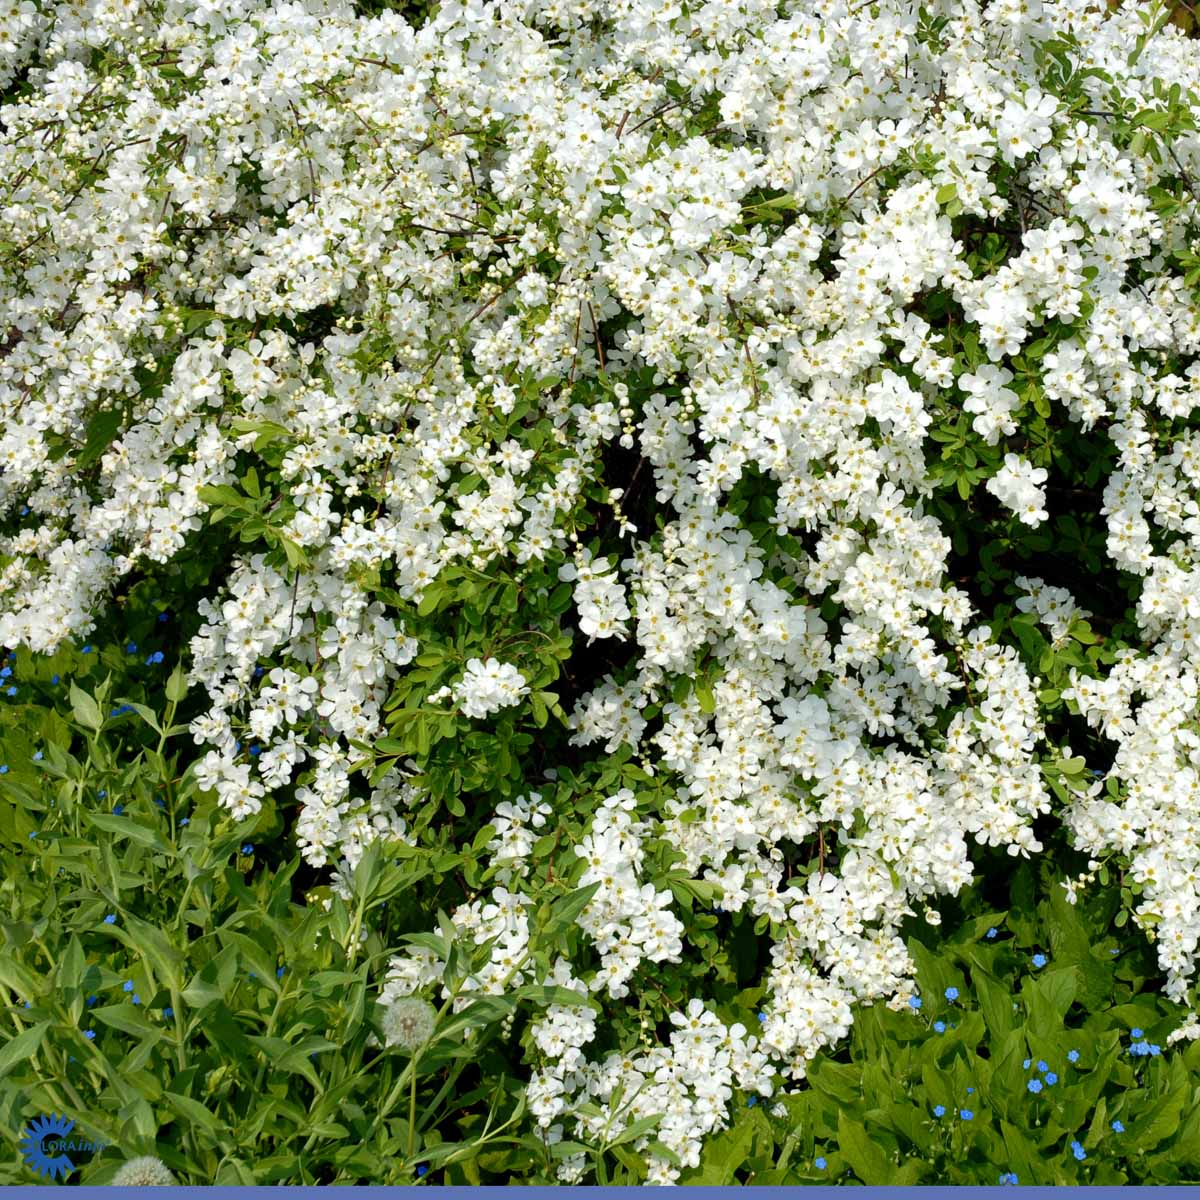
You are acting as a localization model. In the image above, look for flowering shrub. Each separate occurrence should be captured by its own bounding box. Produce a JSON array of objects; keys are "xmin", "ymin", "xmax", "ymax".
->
[{"xmin": 4, "ymin": 0, "xmax": 1200, "ymax": 1182}]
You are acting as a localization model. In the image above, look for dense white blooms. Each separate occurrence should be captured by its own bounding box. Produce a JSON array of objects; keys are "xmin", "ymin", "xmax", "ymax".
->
[
  {"xmin": 4, "ymin": 0, "xmax": 1200, "ymax": 1178},
  {"xmin": 452, "ymin": 657, "xmax": 529, "ymax": 719}
]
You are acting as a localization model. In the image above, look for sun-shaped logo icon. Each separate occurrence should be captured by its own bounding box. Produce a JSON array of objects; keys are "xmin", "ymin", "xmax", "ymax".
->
[{"xmin": 18, "ymin": 1113, "xmax": 76, "ymax": 1180}]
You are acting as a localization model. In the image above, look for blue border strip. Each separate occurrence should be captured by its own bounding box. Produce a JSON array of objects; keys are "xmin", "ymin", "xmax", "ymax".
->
[{"xmin": 3, "ymin": 1189, "xmax": 1200, "ymax": 1196}]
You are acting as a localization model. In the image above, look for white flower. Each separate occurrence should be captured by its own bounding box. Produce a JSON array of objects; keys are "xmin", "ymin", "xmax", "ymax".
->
[
  {"xmin": 986, "ymin": 453, "xmax": 1049, "ymax": 526},
  {"xmin": 452, "ymin": 658, "xmax": 529, "ymax": 719}
]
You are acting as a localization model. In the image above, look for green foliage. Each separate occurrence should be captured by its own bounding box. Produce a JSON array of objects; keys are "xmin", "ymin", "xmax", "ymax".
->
[
  {"xmin": 681, "ymin": 857, "xmax": 1200, "ymax": 1185},
  {"xmin": 5, "ymin": 623, "xmax": 1195, "ymax": 1183},
  {"xmin": 0, "ymin": 646, "xmax": 545, "ymax": 1184}
]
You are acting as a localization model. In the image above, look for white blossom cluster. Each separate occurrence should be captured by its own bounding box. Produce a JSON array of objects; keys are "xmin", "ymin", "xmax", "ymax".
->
[
  {"xmin": 4, "ymin": 0, "xmax": 1200, "ymax": 1176},
  {"xmin": 1015, "ymin": 575, "xmax": 1090, "ymax": 649},
  {"xmin": 450, "ymin": 656, "xmax": 529, "ymax": 719},
  {"xmin": 986, "ymin": 452, "xmax": 1050, "ymax": 526}
]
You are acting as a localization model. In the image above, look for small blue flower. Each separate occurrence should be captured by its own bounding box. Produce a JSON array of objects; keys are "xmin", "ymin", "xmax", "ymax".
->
[
  {"xmin": 122, "ymin": 980, "xmax": 134, "ymax": 992},
  {"xmin": 86, "ymin": 995, "xmax": 97, "ymax": 1006},
  {"xmin": 814, "ymin": 1157, "xmax": 827, "ymax": 1170},
  {"xmin": 126, "ymin": 642, "xmax": 138, "ymax": 654},
  {"xmin": 1031, "ymin": 953, "xmax": 1047, "ymax": 968},
  {"xmin": 28, "ymin": 830, "xmax": 36, "ymax": 839},
  {"xmin": 7, "ymin": 686, "xmax": 16, "ymax": 696},
  {"xmin": 1036, "ymin": 1060, "xmax": 1048, "ymax": 1073},
  {"xmin": 1071, "ymin": 1140, "xmax": 1086, "ymax": 1162},
  {"xmin": 0, "ymin": 765, "xmax": 8, "ymax": 774},
  {"xmin": 50, "ymin": 674, "xmax": 60, "ymax": 685},
  {"xmin": 179, "ymin": 817, "xmax": 190, "ymax": 827},
  {"xmin": 757, "ymin": 1012, "xmax": 767, "ymax": 1024},
  {"xmin": 1023, "ymin": 1058, "xmax": 1031, "ymax": 1069},
  {"xmin": 747, "ymin": 1096, "xmax": 757, "ymax": 1107},
  {"xmin": 1131, "ymin": 1027, "xmax": 1144, "ymax": 1038},
  {"xmin": 416, "ymin": 1166, "xmax": 428, "ymax": 1178},
  {"xmin": 959, "ymin": 1109, "xmax": 973, "ymax": 1121},
  {"xmin": 103, "ymin": 914, "xmax": 117, "ymax": 924},
  {"xmin": 932, "ymin": 1105, "xmax": 946, "ymax": 1118},
  {"xmin": 276, "ymin": 966, "xmax": 286, "ymax": 978},
  {"xmin": 945, "ymin": 986, "xmax": 959, "ymax": 1002},
  {"xmin": 933, "ymin": 1020, "xmax": 946, "ymax": 1033},
  {"xmin": 1111, "ymin": 1120, "xmax": 1124, "ymax": 1133},
  {"xmin": 1044, "ymin": 1072, "xmax": 1058, "ymax": 1086},
  {"xmin": 1068, "ymin": 1050, "xmax": 1080, "ymax": 1063},
  {"xmin": 112, "ymin": 804, "xmax": 124, "ymax": 815},
  {"xmin": 32, "ymin": 750, "xmax": 42, "ymax": 761},
  {"xmin": 1149, "ymin": 1043, "xmax": 1161, "ymax": 1056},
  {"xmin": 1027, "ymin": 1079, "xmax": 1043, "ymax": 1094},
  {"xmin": 131, "ymin": 994, "xmax": 140, "ymax": 1005},
  {"xmin": 98, "ymin": 789, "xmax": 106, "ymax": 799},
  {"xmin": 158, "ymin": 611, "xmax": 169, "ymax": 623},
  {"xmin": 241, "ymin": 843, "xmax": 254, "ymax": 855},
  {"xmin": 966, "ymin": 1087, "xmax": 974, "ymax": 1095},
  {"xmin": 163, "ymin": 1007, "xmax": 174, "ymax": 1018},
  {"xmin": 908, "ymin": 996, "xmax": 922, "ymax": 1010},
  {"xmin": 84, "ymin": 1030, "xmax": 95, "ymax": 1040},
  {"xmin": 986, "ymin": 927, "xmax": 998, "ymax": 939},
  {"xmin": 999, "ymin": 1173, "xmax": 1019, "ymax": 1185},
  {"xmin": 81, "ymin": 644, "xmax": 92, "ymax": 654}
]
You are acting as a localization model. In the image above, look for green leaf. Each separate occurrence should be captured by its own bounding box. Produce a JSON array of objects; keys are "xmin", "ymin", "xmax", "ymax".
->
[
  {"xmin": 91, "ymin": 1003, "xmax": 160, "ymax": 1038},
  {"xmin": 69, "ymin": 682, "xmax": 103, "ymax": 732},
  {"xmin": 77, "ymin": 408, "xmax": 123, "ymax": 468},
  {"xmin": 539, "ymin": 882, "xmax": 601, "ymax": 942},
  {"xmin": 164, "ymin": 663, "xmax": 188, "ymax": 703},
  {"xmin": 1024, "ymin": 966, "xmax": 1077, "ymax": 1037},
  {"xmin": 58, "ymin": 935, "xmax": 86, "ymax": 992},
  {"xmin": 280, "ymin": 537, "xmax": 308, "ymax": 570},
  {"xmin": 973, "ymin": 968, "xmax": 1017, "ymax": 1038},
  {"xmin": 84, "ymin": 810, "xmax": 171, "ymax": 852},
  {"xmin": 182, "ymin": 945, "xmax": 239, "ymax": 1010},
  {"xmin": 837, "ymin": 1110, "xmax": 891, "ymax": 1184},
  {"xmin": 0, "ymin": 1022, "xmax": 51, "ymax": 1079},
  {"xmin": 1133, "ymin": 1090, "xmax": 1186, "ymax": 1153},
  {"xmin": 610, "ymin": 1113, "xmax": 664, "ymax": 1146},
  {"xmin": 164, "ymin": 1091, "xmax": 223, "ymax": 1139}
]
